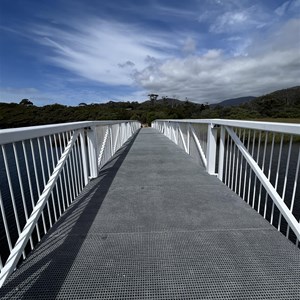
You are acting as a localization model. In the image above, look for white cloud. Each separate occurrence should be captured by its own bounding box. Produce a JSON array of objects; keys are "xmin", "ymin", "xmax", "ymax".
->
[
  {"xmin": 209, "ymin": 6, "xmax": 269, "ymax": 33},
  {"xmin": 0, "ymin": 87, "xmax": 39, "ymax": 102},
  {"xmin": 152, "ymin": 3, "xmax": 197, "ymax": 19},
  {"xmin": 118, "ymin": 61, "xmax": 135, "ymax": 68},
  {"xmin": 275, "ymin": 0, "xmax": 300, "ymax": 16},
  {"xmin": 290, "ymin": 0, "xmax": 300, "ymax": 9},
  {"xmin": 275, "ymin": 1, "xmax": 290, "ymax": 16},
  {"xmin": 227, "ymin": 37, "xmax": 252, "ymax": 56},
  {"xmin": 31, "ymin": 19, "xmax": 175, "ymax": 86},
  {"xmin": 134, "ymin": 19, "xmax": 300, "ymax": 103},
  {"xmin": 182, "ymin": 37, "xmax": 197, "ymax": 54},
  {"xmin": 0, "ymin": 87, "xmax": 39, "ymax": 95}
]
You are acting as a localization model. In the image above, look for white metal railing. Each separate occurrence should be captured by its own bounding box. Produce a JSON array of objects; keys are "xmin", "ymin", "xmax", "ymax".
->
[
  {"xmin": 0, "ymin": 120, "xmax": 140, "ymax": 287},
  {"xmin": 152, "ymin": 119, "xmax": 300, "ymax": 248}
]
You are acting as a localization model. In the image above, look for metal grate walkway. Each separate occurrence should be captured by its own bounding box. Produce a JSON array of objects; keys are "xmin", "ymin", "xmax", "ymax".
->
[{"xmin": 0, "ymin": 128, "xmax": 299, "ymax": 299}]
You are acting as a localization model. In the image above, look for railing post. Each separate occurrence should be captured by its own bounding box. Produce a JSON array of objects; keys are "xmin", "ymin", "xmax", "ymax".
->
[
  {"xmin": 87, "ymin": 126, "xmax": 98, "ymax": 179},
  {"xmin": 80, "ymin": 129, "xmax": 89, "ymax": 186},
  {"xmin": 187, "ymin": 124, "xmax": 190, "ymax": 154},
  {"xmin": 206, "ymin": 123, "xmax": 218, "ymax": 175},
  {"xmin": 109, "ymin": 125, "xmax": 113, "ymax": 156},
  {"xmin": 218, "ymin": 125, "xmax": 225, "ymax": 181},
  {"xmin": 176, "ymin": 123, "xmax": 179, "ymax": 145}
]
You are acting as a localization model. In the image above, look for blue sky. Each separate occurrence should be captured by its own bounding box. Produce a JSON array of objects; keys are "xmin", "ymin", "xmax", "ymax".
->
[{"xmin": 0, "ymin": 0, "xmax": 299, "ymax": 105}]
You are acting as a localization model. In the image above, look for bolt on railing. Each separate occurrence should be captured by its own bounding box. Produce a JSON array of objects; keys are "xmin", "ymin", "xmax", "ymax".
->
[
  {"xmin": 0, "ymin": 120, "xmax": 140, "ymax": 287},
  {"xmin": 152, "ymin": 119, "xmax": 300, "ymax": 248}
]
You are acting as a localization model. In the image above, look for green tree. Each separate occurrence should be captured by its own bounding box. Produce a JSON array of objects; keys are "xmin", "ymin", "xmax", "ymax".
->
[{"xmin": 20, "ymin": 99, "xmax": 33, "ymax": 106}]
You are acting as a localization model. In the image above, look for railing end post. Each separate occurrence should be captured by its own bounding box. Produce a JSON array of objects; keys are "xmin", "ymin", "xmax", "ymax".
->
[
  {"xmin": 87, "ymin": 126, "xmax": 98, "ymax": 179},
  {"xmin": 217, "ymin": 125, "xmax": 225, "ymax": 181},
  {"xmin": 206, "ymin": 123, "xmax": 218, "ymax": 175}
]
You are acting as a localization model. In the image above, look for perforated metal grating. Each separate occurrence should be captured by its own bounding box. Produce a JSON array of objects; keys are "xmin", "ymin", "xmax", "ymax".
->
[{"xmin": 0, "ymin": 128, "xmax": 299, "ymax": 299}]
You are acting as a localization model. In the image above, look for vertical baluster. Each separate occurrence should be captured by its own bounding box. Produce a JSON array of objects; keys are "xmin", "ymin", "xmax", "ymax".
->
[
  {"xmin": 13, "ymin": 143, "xmax": 34, "ymax": 250},
  {"xmin": 71, "ymin": 144, "xmax": 79, "ymax": 197},
  {"xmin": 243, "ymin": 130, "xmax": 251, "ymax": 201},
  {"xmin": 230, "ymin": 128, "xmax": 237, "ymax": 190},
  {"xmin": 257, "ymin": 132, "xmax": 268, "ymax": 214},
  {"xmin": 110, "ymin": 125, "xmax": 114, "ymax": 157},
  {"xmin": 263, "ymin": 133, "xmax": 275, "ymax": 219},
  {"xmin": 49, "ymin": 135, "xmax": 62, "ymax": 217},
  {"xmin": 118, "ymin": 124, "xmax": 122, "ymax": 151},
  {"xmin": 64, "ymin": 132, "xmax": 76, "ymax": 201},
  {"xmin": 252, "ymin": 131, "xmax": 261, "ymax": 208},
  {"xmin": 297, "ymin": 220, "xmax": 299, "ymax": 247},
  {"xmin": 113, "ymin": 124, "xmax": 120, "ymax": 154},
  {"xmin": 59, "ymin": 133, "xmax": 70, "ymax": 208},
  {"xmin": 74, "ymin": 138, "xmax": 81, "ymax": 193},
  {"xmin": 22, "ymin": 141, "xmax": 41, "ymax": 241},
  {"xmin": 247, "ymin": 130, "xmax": 256, "ymax": 204},
  {"xmin": 224, "ymin": 130, "xmax": 230, "ymax": 184},
  {"xmin": 2, "ymin": 145, "xmax": 26, "ymax": 259},
  {"xmin": 63, "ymin": 132, "xmax": 73, "ymax": 202},
  {"xmin": 44, "ymin": 136, "xmax": 58, "ymax": 223},
  {"xmin": 278, "ymin": 135, "xmax": 293, "ymax": 232},
  {"xmin": 0, "ymin": 255, "xmax": 3, "ymax": 270},
  {"xmin": 271, "ymin": 134, "xmax": 284, "ymax": 225},
  {"xmin": 217, "ymin": 126, "xmax": 225, "ymax": 181},
  {"xmin": 238, "ymin": 129, "xmax": 246, "ymax": 197},
  {"xmin": 77, "ymin": 136, "xmax": 84, "ymax": 190},
  {"xmin": 67, "ymin": 131, "xmax": 76, "ymax": 199},
  {"xmin": 286, "ymin": 143, "xmax": 300, "ymax": 237},
  {"xmin": 122, "ymin": 123, "xmax": 126, "ymax": 144},
  {"xmin": 203, "ymin": 125, "xmax": 207, "ymax": 158},
  {"xmin": 187, "ymin": 124, "xmax": 190, "ymax": 155},
  {"xmin": 38, "ymin": 138, "xmax": 53, "ymax": 228},
  {"xmin": 0, "ymin": 190, "xmax": 13, "ymax": 255},
  {"xmin": 106, "ymin": 126, "xmax": 110, "ymax": 163},
  {"xmin": 234, "ymin": 129, "xmax": 242, "ymax": 193},
  {"xmin": 30, "ymin": 139, "xmax": 47, "ymax": 234},
  {"xmin": 227, "ymin": 135, "xmax": 233, "ymax": 188}
]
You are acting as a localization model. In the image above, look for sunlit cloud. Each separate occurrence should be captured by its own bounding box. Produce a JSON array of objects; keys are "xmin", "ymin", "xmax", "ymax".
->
[
  {"xmin": 134, "ymin": 19, "xmax": 300, "ymax": 103},
  {"xmin": 30, "ymin": 19, "xmax": 176, "ymax": 86}
]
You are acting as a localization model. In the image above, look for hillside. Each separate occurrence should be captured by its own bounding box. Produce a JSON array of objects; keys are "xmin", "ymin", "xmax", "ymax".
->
[
  {"xmin": 248, "ymin": 86, "xmax": 300, "ymax": 118},
  {"xmin": 211, "ymin": 96, "xmax": 256, "ymax": 107}
]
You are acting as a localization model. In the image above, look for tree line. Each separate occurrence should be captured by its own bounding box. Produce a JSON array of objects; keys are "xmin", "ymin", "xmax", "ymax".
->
[{"xmin": 0, "ymin": 86, "xmax": 299, "ymax": 129}]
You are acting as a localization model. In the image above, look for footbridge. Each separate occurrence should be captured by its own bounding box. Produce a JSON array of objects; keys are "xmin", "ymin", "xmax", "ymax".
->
[{"xmin": 0, "ymin": 120, "xmax": 299, "ymax": 299}]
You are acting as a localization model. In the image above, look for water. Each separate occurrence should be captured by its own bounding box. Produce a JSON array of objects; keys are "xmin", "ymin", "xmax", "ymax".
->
[
  {"xmin": 0, "ymin": 137, "xmax": 84, "ymax": 264},
  {"xmin": 223, "ymin": 141, "xmax": 300, "ymax": 243}
]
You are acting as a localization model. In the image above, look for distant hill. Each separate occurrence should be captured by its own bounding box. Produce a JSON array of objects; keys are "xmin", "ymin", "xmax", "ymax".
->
[
  {"xmin": 142, "ymin": 97, "xmax": 201, "ymax": 107},
  {"xmin": 247, "ymin": 86, "xmax": 300, "ymax": 118},
  {"xmin": 211, "ymin": 96, "xmax": 256, "ymax": 107},
  {"xmin": 252, "ymin": 86, "xmax": 300, "ymax": 105}
]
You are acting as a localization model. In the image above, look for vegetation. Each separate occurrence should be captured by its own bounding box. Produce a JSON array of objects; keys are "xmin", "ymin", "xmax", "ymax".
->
[{"xmin": 0, "ymin": 87, "xmax": 299, "ymax": 129}]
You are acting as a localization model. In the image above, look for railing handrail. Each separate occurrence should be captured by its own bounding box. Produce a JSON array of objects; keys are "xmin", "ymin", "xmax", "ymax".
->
[
  {"xmin": 0, "ymin": 120, "xmax": 139, "ymax": 145},
  {"xmin": 0, "ymin": 120, "xmax": 141, "ymax": 287},
  {"xmin": 152, "ymin": 119, "xmax": 300, "ymax": 247},
  {"xmin": 155, "ymin": 119, "xmax": 300, "ymax": 135}
]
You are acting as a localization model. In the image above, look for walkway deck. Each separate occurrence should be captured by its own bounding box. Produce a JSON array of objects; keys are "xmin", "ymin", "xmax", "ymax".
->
[{"xmin": 1, "ymin": 128, "xmax": 299, "ymax": 299}]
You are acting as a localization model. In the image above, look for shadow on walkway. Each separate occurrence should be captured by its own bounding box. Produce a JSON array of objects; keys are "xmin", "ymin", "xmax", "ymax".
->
[{"xmin": 0, "ymin": 131, "xmax": 139, "ymax": 300}]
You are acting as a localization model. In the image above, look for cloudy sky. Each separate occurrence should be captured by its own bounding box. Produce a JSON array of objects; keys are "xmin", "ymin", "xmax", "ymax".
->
[{"xmin": 0, "ymin": 0, "xmax": 299, "ymax": 105}]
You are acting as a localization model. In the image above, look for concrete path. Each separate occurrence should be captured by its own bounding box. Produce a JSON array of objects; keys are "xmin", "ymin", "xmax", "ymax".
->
[{"xmin": 1, "ymin": 128, "xmax": 299, "ymax": 299}]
